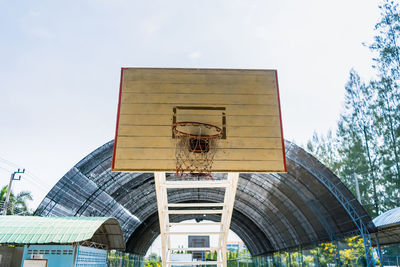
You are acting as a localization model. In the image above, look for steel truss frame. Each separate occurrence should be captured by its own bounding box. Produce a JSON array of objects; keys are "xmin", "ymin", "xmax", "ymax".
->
[
  {"xmin": 154, "ymin": 172, "xmax": 239, "ymax": 267},
  {"xmin": 289, "ymin": 157, "xmax": 376, "ymax": 267}
]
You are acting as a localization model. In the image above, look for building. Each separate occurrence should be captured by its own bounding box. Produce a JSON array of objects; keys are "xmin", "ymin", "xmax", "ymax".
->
[
  {"xmin": 188, "ymin": 235, "xmax": 210, "ymax": 260},
  {"xmin": 227, "ymin": 241, "xmax": 247, "ymax": 252},
  {"xmin": 0, "ymin": 216, "xmax": 125, "ymax": 267}
]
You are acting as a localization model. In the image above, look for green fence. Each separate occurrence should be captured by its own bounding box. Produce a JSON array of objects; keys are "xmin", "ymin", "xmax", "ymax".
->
[
  {"xmin": 107, "ymin": 251, "xmax": 145, "ymax": 267},
  {"xmin": 227, "ymin": 259, "xmax": 254, "ymax": 267},
  {"xmin": 107, "ymin": 238, "xmax": 400, "ymax": 267}
]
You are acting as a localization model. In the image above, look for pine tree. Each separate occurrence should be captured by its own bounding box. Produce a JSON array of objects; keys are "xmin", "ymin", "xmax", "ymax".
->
[
  {"xmin": 306, "ymin": 130, "xmax": 340, "ymax": 174},
  {"xmin": 306, "ymin": 0, "xmax": 400, "ymax": 217},
  {"xmin": 369, "ymin": 0, "xmax": 400, "ymax": 209},
  {"xmin": 342, "ymin": 70, "xmax": 380, "ymax": 215},
  {"xmin": 336, "ymin": 119, "xmax": 374, "ymax": 213}
]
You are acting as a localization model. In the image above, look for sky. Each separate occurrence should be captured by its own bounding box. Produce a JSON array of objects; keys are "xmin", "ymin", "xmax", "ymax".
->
[{"xmin": 0, "ymin": 0, "xmax": 380, "ymax": 221}]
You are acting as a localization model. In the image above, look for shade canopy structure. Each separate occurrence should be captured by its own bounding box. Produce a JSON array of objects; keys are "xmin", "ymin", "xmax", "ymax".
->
[
  {"xmin": 372, "ymin": 207, "xmax": 400, "ymax": 246},
  {"xmin": 35, "ymin": 140, "xmax": 375, "ymax": 256},
  {"xmin": 0, "ymin": 216, "xmax": 125, "ymax": 250}
]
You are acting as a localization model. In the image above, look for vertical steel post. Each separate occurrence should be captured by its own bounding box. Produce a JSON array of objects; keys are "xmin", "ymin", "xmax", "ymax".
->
[
  {"xmin": 335, "ymin": 240, "xmax": 341, "ymax": 267},
  {"xmin": 374, "ymin": 233, "xmax": 383, "ymax": 265},
  {"xmin": 353, "ymin": 174, "xmax": 362, "ymax": 204},
  {"xmin": 300, "ymin": 247, "xmax": 304, "ymax": 267}
]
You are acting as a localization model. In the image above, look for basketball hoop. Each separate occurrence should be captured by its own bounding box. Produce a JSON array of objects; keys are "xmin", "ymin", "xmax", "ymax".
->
[{"xmin": 172, "ymin": 122, "xmax": 223, "ymax": 178}]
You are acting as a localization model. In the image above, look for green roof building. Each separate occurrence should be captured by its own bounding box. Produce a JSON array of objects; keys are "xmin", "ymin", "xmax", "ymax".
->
[{"xmin": 0, "ymin": 216, "xmax": 125, "ymax": 267}]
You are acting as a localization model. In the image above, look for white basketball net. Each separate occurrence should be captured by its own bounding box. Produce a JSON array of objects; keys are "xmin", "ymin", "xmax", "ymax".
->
[{"xmin": 172, "ymin": 122, "xmax": 222, "ymax": 178}]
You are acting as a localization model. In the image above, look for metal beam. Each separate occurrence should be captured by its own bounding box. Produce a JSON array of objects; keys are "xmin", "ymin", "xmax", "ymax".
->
[
  {"xmin": 163, "ymin": 180, "xmax": 229, "ymax": 188},
  {"xmin": 166, "ymin": 261, "xmax": 223, "ymax": 265},
  {"xmin": 165, "ymin": 209, "xmax": 223, "ymax": 214},
  {"xmin": 168, "ymin": 222, "xmax": 221, "ymax": 227},
  {"xmin": 167, "ymin": 232, "xmax": 223, "ymax": 235},
  {"xmin": 168, "ymin": 203, "xmax": 225, "ymax": 208},
  {"xmin": 154, "ymin": 172, "xmax": 168, "ymax": 266},
  {"xmin": 169, "ymin": 247, "xmax": 219, "ymax": 251},
  {"xmin": 289, "ymin": 156, "xmax": 376, "ymax": 267}
]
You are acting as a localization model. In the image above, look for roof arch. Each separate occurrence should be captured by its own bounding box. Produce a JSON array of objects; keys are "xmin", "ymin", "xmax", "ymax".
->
[
  {"xmin": 35, "ymin": 140, "xmax": 375, "ymax": 256},
  {"xmin": 0, "ymin": 216, "xmax": 125, "ymax": 250}
]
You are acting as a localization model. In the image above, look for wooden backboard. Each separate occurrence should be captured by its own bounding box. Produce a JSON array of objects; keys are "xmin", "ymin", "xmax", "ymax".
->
[{"xmin": 112, "ymin": 68, "xmax": 286, "ymax": 173}]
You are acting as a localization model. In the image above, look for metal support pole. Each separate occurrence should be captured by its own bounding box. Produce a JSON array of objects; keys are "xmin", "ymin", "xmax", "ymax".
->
[
  {"xmin": 300, "ymin": 247, "xmax": 304, "ymax": 267},
  {"xmin": 119, "ymin": 252, "xmax": 123, "ymax": 267},
  {"xmin": 335, "ymin": 240, "xmax": 341, "ymax": 267},
  {"xmin": 237, "ymin": 247, "xmax": 239, "ymax": 267},
  {"xmin": 353, "ymin": 174, "xmax": 361, "ymax": 204},
  {"xmin": 2, "ymin": 168, "xmax": 24, "ymax": 215},
  {"xmin": 374, "ymin": 234, "xmax": 383, "ymax": 265}
]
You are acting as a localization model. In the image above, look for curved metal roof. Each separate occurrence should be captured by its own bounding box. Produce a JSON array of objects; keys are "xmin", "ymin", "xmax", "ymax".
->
[
  {"xmin": 372, "ymin": 207, "xmax": 400, "ymax": 246},
  {"xmin": 35, "ymin": 140, "xmax": 374, "ymax": 256},
  {"xmin": 0, "ymin": 216, "xmax": 125, "ymax": 250},
  {"xmin": 373, "ymin": 207, "xmax": 400, "ymax": 227}
]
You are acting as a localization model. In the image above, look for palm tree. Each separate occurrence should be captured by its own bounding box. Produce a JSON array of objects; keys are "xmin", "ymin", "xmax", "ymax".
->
[{"xmin": 0, "ymin": 185, "xmax": 33, "ymax": 215}]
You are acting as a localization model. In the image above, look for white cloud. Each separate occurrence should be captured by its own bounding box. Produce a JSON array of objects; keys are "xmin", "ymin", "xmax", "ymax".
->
[{"xmin": 188, "ymin": 51, "xmax": 201, "ymax": 60}]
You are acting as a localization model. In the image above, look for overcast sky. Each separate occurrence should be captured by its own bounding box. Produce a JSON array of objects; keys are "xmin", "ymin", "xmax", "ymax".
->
[{"xmin": 0, "ymin": 0, "xmax": 380, "ymax": 213}]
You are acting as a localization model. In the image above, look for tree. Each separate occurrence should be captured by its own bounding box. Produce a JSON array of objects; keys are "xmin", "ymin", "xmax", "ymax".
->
[
  {"xmin": 368, "ymin": 0, "xmax": 400, "ymax": 209},
  {"xmin": 306, "ymin": 0, "xmax": 400, "ymax": 217},
  {"xmin": 0, "ymin": 185, "xmax": 33, "ymax": 215},
  {"xmin": 306, "ymin": 130, "xmax": 340, "ymax": 174},
  {"xmin": 147, "ymin": 252, "xmax": 159, "ymax": 261},
  {"xmin": 340, "ymin": 70, "xmax": 381, "ymax": 215}
]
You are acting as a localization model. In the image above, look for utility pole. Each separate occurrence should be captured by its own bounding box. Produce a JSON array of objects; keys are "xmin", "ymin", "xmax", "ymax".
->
[
  {"xmin": 2, "ymin": 168, "xmax": 25, "ymax": 215},
  {"xmin": 353, "ymin": 173, "xmax": 362, "ymax": 204}
]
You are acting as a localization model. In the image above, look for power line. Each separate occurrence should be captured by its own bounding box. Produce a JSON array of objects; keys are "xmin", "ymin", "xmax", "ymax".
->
[
  {"xmin": 22, "ymin": 175, "xmax": 50, "ymax": 193},
  {"xmin": 0, "ymin": 156, "xmax": 52, "ymax": 190},
  {"xmin": 24, "ymin": 170, "xmax": 53, "ymax": 189},
  {"xmin": 0, "ymin": 157, "xmax": 19, "ymax": 169},
  {"xmin": 0, "ymin": 165, "xmax": 14, "ymax": 173}
]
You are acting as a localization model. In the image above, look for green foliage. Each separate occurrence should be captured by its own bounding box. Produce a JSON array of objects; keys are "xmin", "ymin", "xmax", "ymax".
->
[
  {"xmin": 0, "ymin": 185, "xmax": 33, "ymax": 215},
  {"xmin": 213, "ymin": 250, "xmax": 218, "ymax": 260},
  {"xmin": 147, "ymin": 252, "xmax": 160, "ymax": 261},
  {"xmin": 306, "ymin": 130, "xmax": 341, "ymax": 174},
  {"xmin": 306, "ymin": 0, "xmax": 400, "ymax": 217},
  {"xmin": 107, "ymin": 251, "xmax": 146, "ymax": 267},
  {"xmin": 144, "ymin": 260, "xmax": 160, "ymax": 267},
  {"xmin": 263, "ymin": 238, "xmax": 368, "ymax": 266},
  {"xmin": 144, "ymin": 252, "xmax": 161, "ymax": 267}
]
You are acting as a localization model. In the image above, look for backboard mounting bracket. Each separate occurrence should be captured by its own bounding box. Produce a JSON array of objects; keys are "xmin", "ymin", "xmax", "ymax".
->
[{"xmin": 154, "ymin": 172, "xmax": 239, "ymax": 267}]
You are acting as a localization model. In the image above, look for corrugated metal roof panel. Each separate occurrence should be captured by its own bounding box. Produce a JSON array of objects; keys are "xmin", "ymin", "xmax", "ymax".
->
[
  {"xmin": 0, "ymin": 216, "xmax": 125, "ymax": 250},
  {"xmin": 373, "ymin": 207, "xmax": 400, "ymax": 227}
]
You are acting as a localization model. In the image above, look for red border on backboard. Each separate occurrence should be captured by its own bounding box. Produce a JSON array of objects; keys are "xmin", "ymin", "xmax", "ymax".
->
[
  {"xmin": 275, "ymin": 70, "xmax": 287, "ymax": 172},
  {"xmin": 112, "ymin": 68, "xmax": 126, "ymax": 170}
]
